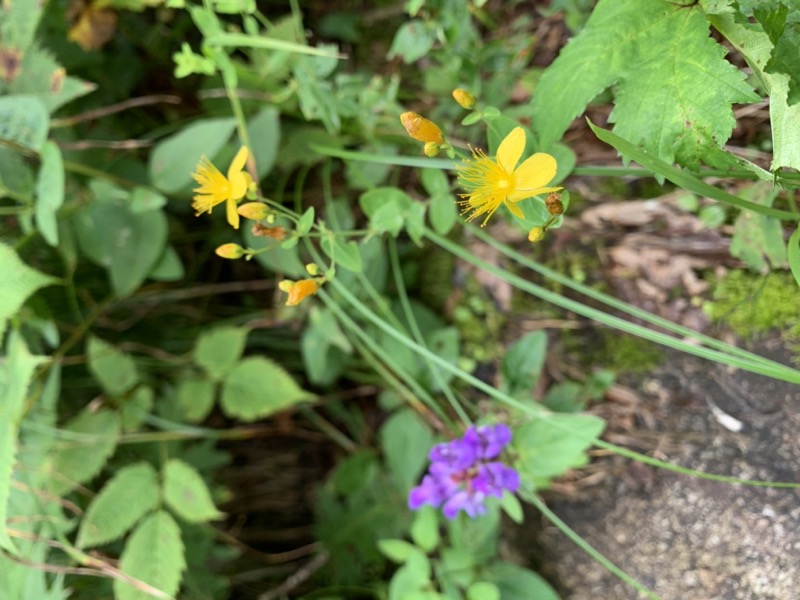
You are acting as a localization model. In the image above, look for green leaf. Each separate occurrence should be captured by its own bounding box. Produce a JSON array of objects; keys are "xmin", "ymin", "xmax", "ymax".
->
[
  {"xmin": 730, "ymin": 183, "xmax": 786, "ymax": 271},
  {"xmin": 428, "ymin": 193, "xmax": 458, "ymax": 235},
  {"xmin": 387, "ymin": 551, "xmax": 431, "ymax": 600},
  {"xmin": 410, "ymin": 506, "xmax": 439, "ymax": 553},
  {"xmin": 87, "ymin": 336, "xmax": 139, "ymax": 396},
  {"xmin": 0, "ymin": 0, "xmax": 43, "ymax": 50},
  {"xmin": 406, "ymin": 202, "xmax": 426, "ymax": 246},
  {"xmin": 514, "ymin": 414, "xmax": 605, "ymax": 489},
  {"xmin": 499, "ymin": 492, "xmax": 523, "ymax": 524},
  {"xmin": 129, "ymin": 187, "xmax": 167, "ymax": 214},
  {"xmin": 420, "ymin": 168, "xmax": 450, "ymax": 196},
  {"xmin": 149, "ymin": 246, "xmax": 185, "ymax": 282},
  {"xmin": 532, "ymin": 0, "xmax": 758, "ymax": 166},
  {"xmin": 297, "ymin": 206, "xmax": 315, "ymax": 234},
  {"xmin": 0, "ymin": 94, "xmax": 48, "ymax": 150},
  {"xmin": 501, "ymin": 331, "xmax": 547, "ymax": 397},
  {"xmin": 49, "ymin": 409, "xmax": 120, "ymax": 495},
  {"xmin": 379, "ymin": 409, "xmax": 434, "ymax": 493},
  {"xmin": 0, "ymin": 242, "xmax": 56, "ymax": 328},
  {"xmin": 321, "ymin": 237, "xmax": 362, "ymax": 272},
  {"xmin": 710, "ymin": 12, "xmax": 800, "ymax": 170},
  {"xmin": 77, "ymin": 462, "xmax": 160, "ymax": 548},
  {"xmin": 163, "ymin": 459, "xmax": 223, "ymax": 523},
  {"xmin": 483, "ymin": 561, "xmax": 560, "ymax": 600},
  {"xmin": 177, "ymin": 376, "xmax": 217, "ymax": 423},
  {"xmin": 114, "ymin": 511, "xmax": 186, "ymax": 600},
  {"xmin": 377, "ymin": 539, "xmax": 418, "ymax": 563},
  {"xmin": 247, "ymin": 105, "xmax": 280, "ymax": 178},
  {"xmin": 790, "ymin": 226, "xmax": 800, "ymax": 288},
  {"xmin": 120, "ymin": 386, "xmax": 154, "ymax": 432},
  {"xmin": 221, "ymin": 356, "xmax": 313, "ymax": 421},
  {"xmin": 467, "ymin": 582, "xmax": 500, "ymax": 600},
  {"xmin": 387, "ymin": 20, "xmax": 435, "ymax": 64},
  {"xmin": 149, "ymin": 117, "xmax": 236, "ymax": 193},
  {"xmin": 34, "ymin": 141, "xmax": 64, "ymax": 246},
  {"xmin": 758, "ymin": 6, "xmax": 800, "ymax": 106},
  {"xmin": 0, "ymin": 331, "xmax": 47, "ymax": 552},
  {"xmin": 194, "ymin": 326, "xmax": 249, "ymax": 381},
  {"xmin": 301, "ymin": 307, "xmax": 352, "ymax": 386}
]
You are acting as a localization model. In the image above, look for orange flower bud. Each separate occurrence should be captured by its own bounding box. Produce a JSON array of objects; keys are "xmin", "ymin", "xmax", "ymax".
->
[
  {"xmin": 215, "ymin": 243, "xmax": 246, "ymax": 259},
  {"xmin": 452, "ymin": 88, "xmax": 476, "ymax": 110},
  {"xmin": 283, "ymin": 279, "xmax": 320, "ymax": 306},
  {"xmin": 251, "ymin": 224, "xmax": 287, "ymax": 240},
  {"xmin": 238, "ymin": 202, "xmax": 273, "ymax": 220},
  {"xmin": 528, "ymin": 227, "xmax": 546, "ymax": 243},
  {"xmin": 400, "ymin": 111, "xmax": 444, "ymax": 144},
  {"xmin": 545, "ymin": 192, "xmax": 563, "ymax": 216}
]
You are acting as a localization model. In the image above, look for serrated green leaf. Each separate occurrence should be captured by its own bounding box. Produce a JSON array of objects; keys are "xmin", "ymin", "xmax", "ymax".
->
[
  {"xmin": 321, "ymin": 237, "xmax": 362, "ymax": 272},
  {"xmin": 0, "ymin": 0, "xmax": 43, "ymax": 51},
  {"xmin": 87, "ymin": 336, "xmax": 139, "ymax": 396},
  {"xmin": 0, "ymin": 243, "xmax": 56, "ymax": 328},
  {"xmin": 789, "ymin": 226, "xmax": 800, "ymax": 287},
  {"xmin": 514, "ymin": 414, "xmax": 605, "ymax": 489},
  {"xmin": 379, "ymin": 409, "xmax": 433, "ymax": 493},
  {"xmin": 194, "ymin": 326, "xmax": 249, "ymax": 381},
  {"xmin": 177, "ymin": 376, "xmax": 217, "ymax": 423},
  {"xmin": 0, "ymin": 94, "xmax": 48, "ymax": 150},
  {"xmin": 77, "ymin": 462, "xmax": 160, "ymax": 548},
  {"xmin": 49, "ymin": 409, "xmax": 120, "ymax": 496},
  {"xmin": 221, "ymin": 356, "xmax": 313, "ymax": 421},
  {"xmin": 532, "ymin": 0, "xmax": 758, "ymax": 166},
  {"xmin": 114, "ymin": 511, "xmax": 186, "ymax": 600},
  {"xmin": 759, "ymin": 7, "xmax": 800, "ymax": 106},
  {"xmin": 121, "ymin": 386, "xmax": 154, "ymax": 432},
  {"xmin": 0, "ymin": 331, "xmax": 47, "ymax": 552},
  {"xmin": 34, "ymin": 141, "xmax": 64, "ymax": 246},
  {"xmin": 149, "ymin": 117, "xmax": 236, "ymax": 193},
  {"xmin": 163, "ymin": 459, "xmax": 223, "ymax": 523}
]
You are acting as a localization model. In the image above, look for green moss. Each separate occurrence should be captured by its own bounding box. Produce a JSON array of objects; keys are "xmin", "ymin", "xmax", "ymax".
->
[{"xmin": 705, "ymin": 271, "xmax": 800, "ymax": 340}]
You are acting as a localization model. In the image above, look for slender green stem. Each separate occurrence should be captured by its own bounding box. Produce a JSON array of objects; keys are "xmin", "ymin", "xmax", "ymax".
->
[{"xmin": 525, "ymin": 492, "xmax": 661, "ymax": 600}]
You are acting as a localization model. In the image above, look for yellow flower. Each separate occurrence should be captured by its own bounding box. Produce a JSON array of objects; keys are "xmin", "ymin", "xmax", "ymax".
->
[
  {"xmin": 192, "ymin": 146, "xmax": 252, "ymax": 230},
  {"xmin": 400, "ymin": 112, "xmax": 444, "ymax": 144},
  {"xmin": 452, "ymin": 88, "xmax": 476, "ymax": 110},
  {"xmin": 279, "ymin": 279, "xmax": 320, "ymax": 307},
  {"xmin": 457, "ymin": 127, "xmax": 562, "ymax": 226}
]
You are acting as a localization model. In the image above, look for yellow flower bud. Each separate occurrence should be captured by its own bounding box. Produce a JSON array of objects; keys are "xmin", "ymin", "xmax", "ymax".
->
[
  {"xmin": 400, "ymin": 111, "xmax": 444, "ymax": 144},
  {"xmin": 215, "ymin": 243, "xmax": 246, "ymax": 259},
  {"xmin": 238, "ymin": 202, "xmax": 273, "ymax": 220},
  {"xmin": 545, "ymin": 192, "xmax": 564, "ymax": 216},
  {"xmin": 452, "ymin": 88, "xmax": 476, "ymax": 110},
  {"xmin": 423, "ymin": 142, "xmax": 441, "ymax": 157},
  {"xmin": 278, "ymin": 280, "xmax": 294, "ymax": 292},
  {"xmin": 305, "ymin": 263, "xmax": 321, "ymax": 276},
  {"xmin": 283, "ymin": 279, "xmax": 320, "ymax": 306},
  {"xmin": 528, "ymin": 227, "xmax": 546, "ymax": 243}
]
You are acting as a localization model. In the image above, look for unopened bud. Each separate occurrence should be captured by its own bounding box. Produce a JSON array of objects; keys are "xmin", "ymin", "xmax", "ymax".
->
[
  {"xmin": 305, "ymin": 263, "xmax": 321, "ymax": 276},
  {"xmin": 400, "ymin": 111, "xmax": 444, "ymax": 144},
  {"xmin": 215, "ymin": 243, "xmax": 246, "ymax": 259},
  {"xmin": 423, "ymin": 141, "xmax": 441, "ymax": 157},
  {"xmin": 528, "ymin": 227, "xmax": 546, "ymax": 243},
  {"xmin": 452, "ymin": 88, "xmax": 476, "ymax": 110},
  {"xmin": 545, "ymin": 192, "xmax": 563, "ymax": 216},
  {"xmin": 238, "ymin": 202, "xmax": 273, "ymax": 221}
]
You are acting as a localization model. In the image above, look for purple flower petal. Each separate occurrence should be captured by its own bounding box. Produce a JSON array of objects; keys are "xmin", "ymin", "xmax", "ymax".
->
[
  {"xmin": 429, "ymin": 437, "xmax": 477, "ymax": 471},
  {"xmin": 442, "ymin": 489, "xmax": 487, "ymax": 519},
  {"xmin": 464, "ymin": 423, "xmax": 512, "ymax": 460},
  {"xmin": 408, "ymin": 474, "xmax": 451, "ymax": 510}
]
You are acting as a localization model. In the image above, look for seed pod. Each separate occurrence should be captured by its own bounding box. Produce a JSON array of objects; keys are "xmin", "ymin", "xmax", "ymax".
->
[{"xmin": 545, "ymin": 192, "xmax": 563, "ymax": 216}]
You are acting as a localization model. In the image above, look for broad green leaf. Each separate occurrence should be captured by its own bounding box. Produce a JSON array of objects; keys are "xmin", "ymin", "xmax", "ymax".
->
[
  {"xmin": 321, "ymin": 237, "xmax": 362, "ymax": 272},
  {"xmin": 532, "ymin": 0, "xmax": 758, "ymax": 166},
  {"xmin": 49, "ymin": 409, "xmax": 120, "ymax": 495},
  {"xmin": 114, "ymin": 511, "xmax": 186, "ymax": 600},
  {"xmin": 177, "ymin": 376, "xmax": 217, "ymax": 423},
  {"xmin": 34, "ymin": 141, "xmax": 64, "ymax": 246},
  {"xmin": 483, "ymin": 561, "xmax": 560, "ymax": 600},
  {"xmin": 410, "ymin": 506, "xmax": 439, "ymax": 553},
  {"xmin": 149, "ymin": 246, "xmax": 185, "ymax": 282},
  {"xmin": 420, "ymin": 168, "xmax": 450, "ymax": 196},
  {"xmin": 711, "ymin": 13, "xmax": 800, "ymax": 171},
  {"xmin": 0, "ymin": 331, "xmax": 47, "ymax": 551},
  {"xmin": 247, "ymin": 105, "xmax": 280, "ymax": 178},
  {"xmin": 0, "ymin": 243, "xmax": 56, "ymax": 328},
  {"xmin": 387, "ymin": 20, "xmax": 435, "ymax": 64},
  {"xmin": 0, "ymin": 95, "xmax": 48, "ymax": 150},
  {"xmin": 501, "ymin": 331, "xmax": 547, "ymax": 397},
  {"xmin": 387, "ymin": 551, "xmax": 431, "ymax": 600},
  {"xmin": 379, "ymin": 409, "xmax": 433, "ymax": 493},
  {"xmin": 445, "ymin": 503, "xmax": 501, "ymax": 563},
  {"xmin": 377, "ymin": 539, "xmax": 418, "ymax": 563},
  {"xmin": 466, "ymin": 582, "xmax": 500, "ymax": 600},
  {"xmin": 77, "ymin": 462, "xmax": 160, "ymax": 548},
  {"xmin": 730, "ymin": 183, "xmax": 786, "ymax": 271},
  {"xmin": 221, "ymin": 356, "xmax": 313, "ymax": 421},
  {"xmin": 193, "ymin": 326, "xmax": 249, "ymax": 381},
  {"xmin": 87, "ymin": 336, "xmax": 139, "ymax": 396},
  {"xmin": 149, "ymin": 117, "xmax": 236, "ymax": 193},
  {"xmin": 129, "ymin": 187, "xmax": 167, "ymax": 214},
  {"xmin": 428, "ymin": 193, "xmax": 458, "ymax": 235},
  {"xmin": 789, "ymin": 226, "xmax": 800, "ymax": 287},
  {"xmin": 163, "ymin": 459, "xmax": 223, "ymax": 523},
  {"xmin": 301, "ymin": 307, "xmax": 352, "ymax": 386},
  {"xmin": 514, "ymin": 414, "xmax": 605, "ymax": 489},
  {"xmin": 405, "ymin": 202, "xmax": 426, "ymax": 246}
]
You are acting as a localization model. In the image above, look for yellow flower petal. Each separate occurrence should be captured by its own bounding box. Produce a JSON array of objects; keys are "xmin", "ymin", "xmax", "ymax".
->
[
  {"xmin": 226, "ymin": 197, "xmax": 240, "ymax": 229},
  {"xmin": 506, "ymin": 201, "xmax": 524, "ymax": 219},
  {"xmin": 228, "ymin": 146, "xmax": 249, "ymax": 175},
  {"xmin": 495, "ymin": 127, "xmax": 525, "ymax": 173},
  {"xmin": 508, "ymin": 186, "xmax": 562, "ymax": 204}
]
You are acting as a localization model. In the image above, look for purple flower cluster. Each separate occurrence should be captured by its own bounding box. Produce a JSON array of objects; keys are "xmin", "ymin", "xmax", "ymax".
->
[{"xmin": 408, "ymin": 423, "xmax": 520, "ymax": 519}]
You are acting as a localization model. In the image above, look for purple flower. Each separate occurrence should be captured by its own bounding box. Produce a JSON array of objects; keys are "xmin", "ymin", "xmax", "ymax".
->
[{"xmin": 408, "ymin": 422, "xmax": 519, "ymax": 520}]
